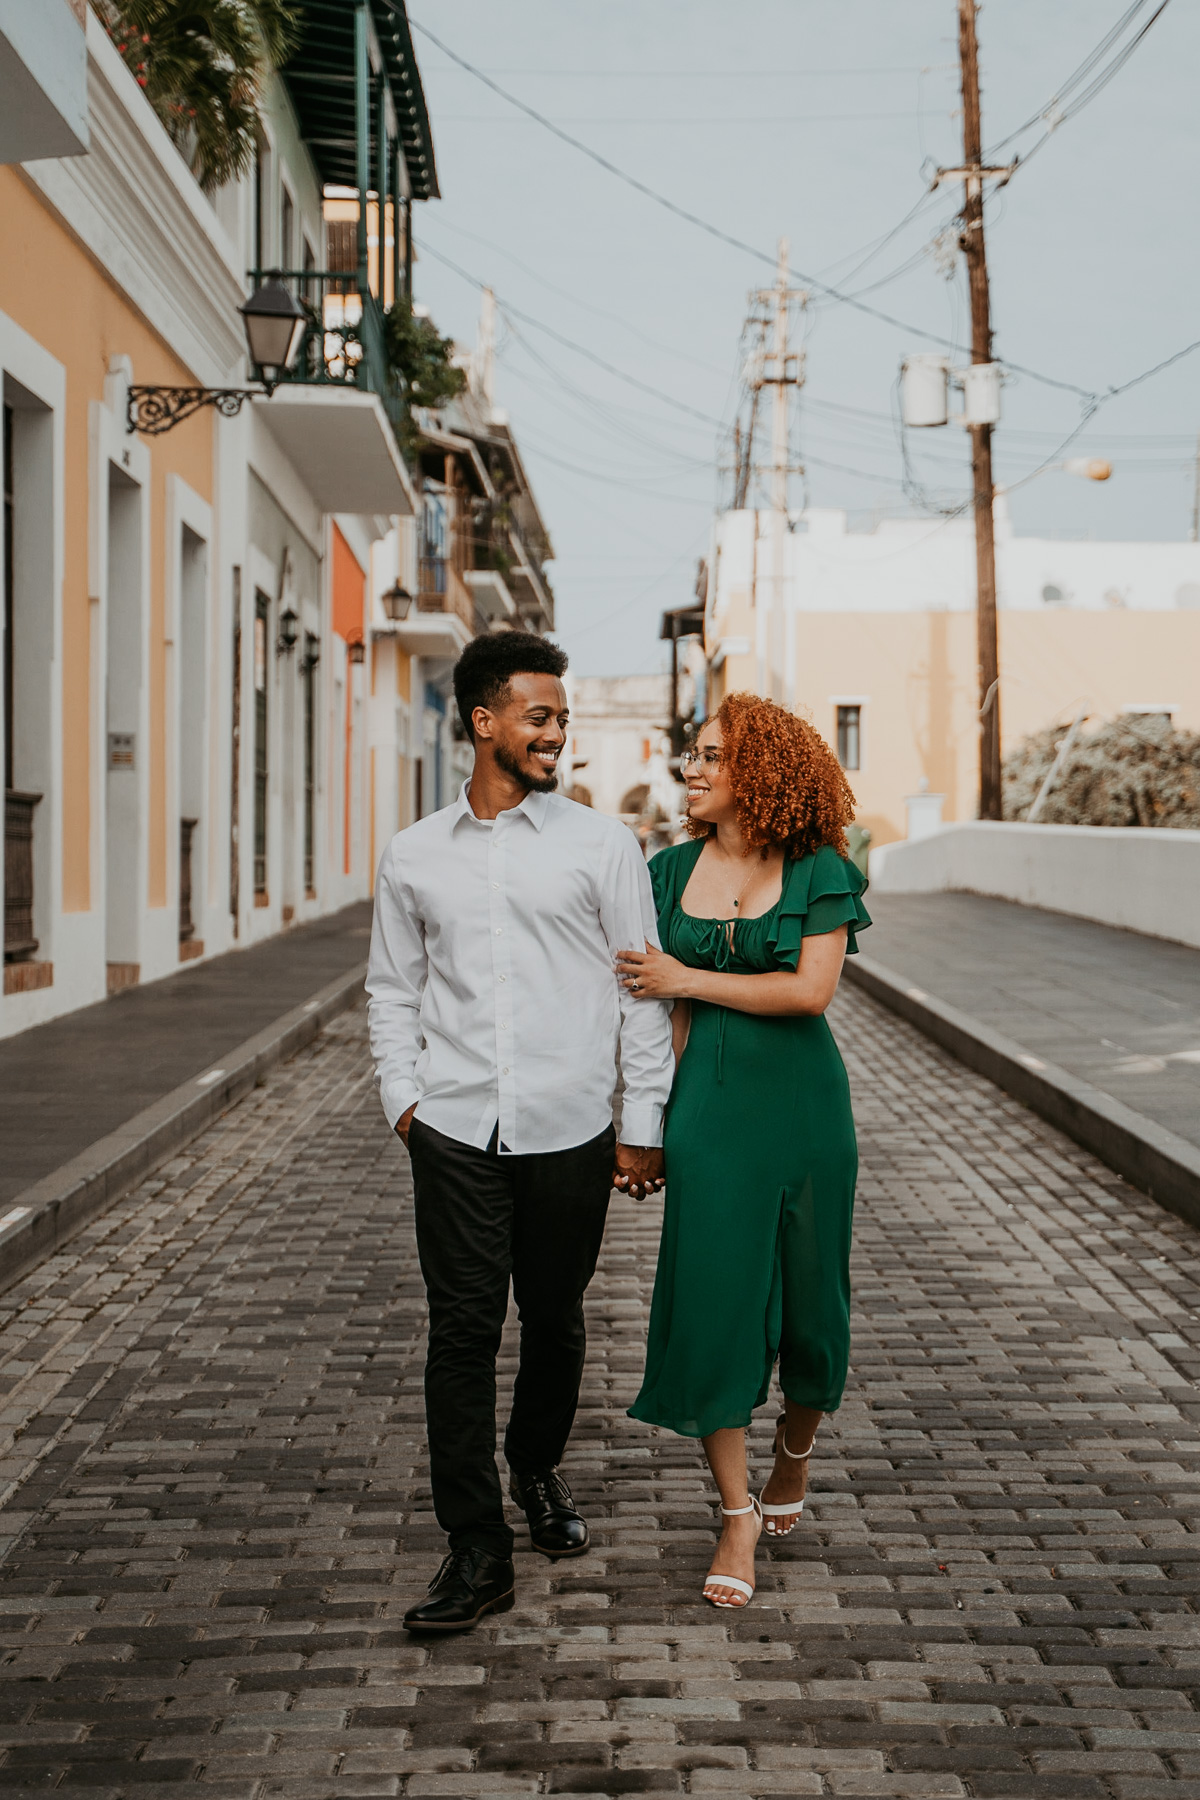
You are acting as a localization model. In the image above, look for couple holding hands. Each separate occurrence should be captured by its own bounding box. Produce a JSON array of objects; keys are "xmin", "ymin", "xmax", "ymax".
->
[{"xmin": 366, "ymin": 631, "xmax": 869, "ymax": 1631}]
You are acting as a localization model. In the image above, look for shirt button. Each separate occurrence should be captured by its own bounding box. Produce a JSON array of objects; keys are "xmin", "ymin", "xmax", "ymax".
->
[
  {"xmin": 501, "ymin": 1066, "xmax": 510, "ymax": 1076},
  {"xmin": 498, "ymin": 974, "xmax": 507, "ymax": 982},
  {"xmin": 495, "ymin": 928, "xmax": 502, "ymax": 935},
  {"xmin": 499, "ymin": 1021, "xmax": 508, "ymax": 1030},
  {"xmin": 492, "ymin": 882, "xmax": 500, "ymax": 890}
]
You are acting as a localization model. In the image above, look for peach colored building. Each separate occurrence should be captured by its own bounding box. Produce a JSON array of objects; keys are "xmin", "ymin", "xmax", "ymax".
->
[
  {"xmin": 706, "ymin": 503, "xmax": 1200, "ymax": 847},
  {"xmin": 1, "ymin": 5, "xmax": 555, "ymax": 1042}
]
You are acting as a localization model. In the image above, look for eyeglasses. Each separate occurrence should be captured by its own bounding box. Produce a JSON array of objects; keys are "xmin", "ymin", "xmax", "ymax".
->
[{"xmin": 679, "ymin": 748, "xmax": 722, "ymax": 774}]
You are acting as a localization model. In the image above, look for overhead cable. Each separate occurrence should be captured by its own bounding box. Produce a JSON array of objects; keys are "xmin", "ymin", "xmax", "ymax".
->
[
  {"xmin": 988, "ymin": 0, "xmax": 1172, "ymax": 161},
  {"xmin": 415, "ymin": 237, "xmax": 726, "ymax": 428}
]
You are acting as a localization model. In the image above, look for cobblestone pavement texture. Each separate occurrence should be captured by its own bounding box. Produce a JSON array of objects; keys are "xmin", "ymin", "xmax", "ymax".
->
[
  {"xmin": 0, "ymin": 901, "xmax": 372, "ymax": 1206},
  {"xmin": 5, "ymin": 988, "xmax": 1200, "ymax": 1798},
  {"xmin": 865, "ymin": 894, "xmax": 1200, "ymax": 1155}
]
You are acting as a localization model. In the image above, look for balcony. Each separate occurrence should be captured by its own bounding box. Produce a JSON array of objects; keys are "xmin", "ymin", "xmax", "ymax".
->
[
  {"xmin": 0, "ymin": 0, "xmax": 88, "ymax": 165},
  {"xmin": 247, "ymin": 268, "xmax": 418, "ymax": 517},
  {"xmin": 4, "ymin": 791, "xmax": 40, "ymax": 961}
]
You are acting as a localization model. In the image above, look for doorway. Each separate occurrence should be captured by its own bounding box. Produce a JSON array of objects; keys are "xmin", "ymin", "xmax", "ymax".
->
[
  {"xmin": 105, "ymin": 464, "xmax": 144, "ymax": 976},
  {"xmin": 178, "ymin": 525, "xmax": 207, "ymax": 955},
  {"xmin": 253, "ymin": 589, "xmax": 269, "ymax": 902}
]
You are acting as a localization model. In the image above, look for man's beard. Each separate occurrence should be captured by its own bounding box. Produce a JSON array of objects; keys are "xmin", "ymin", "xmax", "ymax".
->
[{"xmin": 495, "ymin": 741, "xmax": 558, "ymax": 793}]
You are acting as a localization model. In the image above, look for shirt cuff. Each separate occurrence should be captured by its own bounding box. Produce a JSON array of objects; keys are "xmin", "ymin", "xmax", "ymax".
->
[
  {"xmin": 617, "ymin": 1101, "xmax": 664, "ymax": 1149},
  {"xmin": 378, "ymin": 1073, "xmax": 422, "ymax": 1132}
]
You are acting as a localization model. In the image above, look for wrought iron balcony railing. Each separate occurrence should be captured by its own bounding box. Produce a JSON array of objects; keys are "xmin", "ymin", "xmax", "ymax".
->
[{"xmin": 247, "ymin": 269, "xmax": 405, "ymax": 441}]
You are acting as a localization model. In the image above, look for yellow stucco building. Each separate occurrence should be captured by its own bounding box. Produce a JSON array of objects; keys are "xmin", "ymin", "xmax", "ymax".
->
[{"xmin": 708, "ymin": 504, "xmax": 1200, "ymax": 844}]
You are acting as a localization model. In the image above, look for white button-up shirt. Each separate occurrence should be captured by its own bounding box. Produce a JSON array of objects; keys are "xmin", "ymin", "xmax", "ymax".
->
[{"xmin": 366, "ymin": 783, "xmax": 673, "ymax": 1155}]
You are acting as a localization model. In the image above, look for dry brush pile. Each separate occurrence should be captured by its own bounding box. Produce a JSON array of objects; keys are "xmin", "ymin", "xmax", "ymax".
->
[{"xmin": 1002, "ymin": 714, "xmax": 1200, "ymax": 827}]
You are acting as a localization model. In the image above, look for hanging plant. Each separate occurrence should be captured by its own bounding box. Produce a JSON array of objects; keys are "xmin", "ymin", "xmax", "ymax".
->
[
  {"xmin": 92, "ymin": 0, "xmax": 299, "ymax": 191},
  {"xmin": 382, "ymin": 301, "xmax": 466, "ymax": 455}
]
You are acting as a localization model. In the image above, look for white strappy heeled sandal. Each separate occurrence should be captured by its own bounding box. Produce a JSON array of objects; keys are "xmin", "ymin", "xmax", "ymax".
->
[
  {"xmin": 759, "ymin": 1414, "xmax": 816, "ymax": 1538},
  {"xmin": 702, "ymin": 1494, "xmax": 762, "ymax": 1609}
]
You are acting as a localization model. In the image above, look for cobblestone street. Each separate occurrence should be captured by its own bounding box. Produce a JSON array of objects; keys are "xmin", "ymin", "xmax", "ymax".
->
[{"xmin": 5, "ymin": 988, "xmax": 1200, "ymax": 1799}]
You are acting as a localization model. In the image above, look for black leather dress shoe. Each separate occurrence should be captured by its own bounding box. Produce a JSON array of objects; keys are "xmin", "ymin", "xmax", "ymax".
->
[
  {"xmin": 509, "ymin": 1467, "xmax": 590, "ymax": 1559},
  {"xmin": 403, "ymin": 1547, "xmax": 515, "ymax": 1633}
]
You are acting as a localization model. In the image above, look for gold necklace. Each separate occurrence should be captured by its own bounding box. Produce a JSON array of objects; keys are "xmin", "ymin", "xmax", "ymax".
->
[{"xmin": 730, "ymin": 864, "xmax": 757, "ymax": 913}]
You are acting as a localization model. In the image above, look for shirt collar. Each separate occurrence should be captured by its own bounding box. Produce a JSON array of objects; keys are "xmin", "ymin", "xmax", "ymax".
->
[{"xmin": 453, "ymin": 780, "xmax": 551, "ymax": 832}]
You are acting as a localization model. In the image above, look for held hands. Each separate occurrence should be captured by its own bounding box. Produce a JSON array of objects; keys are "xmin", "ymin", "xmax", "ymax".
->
[
  {"xmin": 613, "ymin": 1142, "xmax": 665, "ymax": 1201},
  {"xmin": 396, "ymin": 1108, "xmax": 665, "ymax": 1203},
  {"xmin": 615, "ymin": 940, "xmax": 692, "ymax": 1001}
]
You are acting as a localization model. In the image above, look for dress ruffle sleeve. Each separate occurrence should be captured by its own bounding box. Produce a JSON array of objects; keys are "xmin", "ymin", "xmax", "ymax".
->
[{"xmin": 765, "ymin": 843, "xmax": 872, "ymax": 969}]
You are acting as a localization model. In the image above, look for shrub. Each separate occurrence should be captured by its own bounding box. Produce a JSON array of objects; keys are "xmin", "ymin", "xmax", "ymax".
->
[
  {"xmin": 93, "ymin": 0, "xmax": 298, "ymax": 192},
  {"xmin": 1003, "ymin": 714, "xmax": 1200, "ymax": 827}
]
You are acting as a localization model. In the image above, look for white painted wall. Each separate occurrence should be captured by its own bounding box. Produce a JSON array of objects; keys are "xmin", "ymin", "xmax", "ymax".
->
[{"xmin": 869, "ymin": 821, "xmax": 1200, "ymax": 951}]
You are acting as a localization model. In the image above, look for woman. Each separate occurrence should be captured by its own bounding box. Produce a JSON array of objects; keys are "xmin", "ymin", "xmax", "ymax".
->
[{"xmin": 617, "ymin": 692, "xmax": 869, "ymax": 1609}]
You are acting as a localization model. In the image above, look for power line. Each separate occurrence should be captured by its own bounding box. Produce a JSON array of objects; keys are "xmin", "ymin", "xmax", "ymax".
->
[
  {"xmin": 415, "ymin": 237, "xmax": 726, "ymax": 428},
  {"xmin": 406, "ymin": 13, "xmax": 1134, "ymax": 403},
  {"xmin": 437, "ymin": 110, "xmax": 925, "ymax": 126},
  {"xmin": 432, "ymin": 67, "xmax": 938, "ymax": 79},
  {"xmin": 406, "ymin": 14, "xmax": 996, "ymax": 362},
  {"xmin": 988, "ymin": 0, "xmax": 1171, "ymax": 161},
  {"xmin": 421, "ymin": 216, "xmax": 728, "ymax": 377}
]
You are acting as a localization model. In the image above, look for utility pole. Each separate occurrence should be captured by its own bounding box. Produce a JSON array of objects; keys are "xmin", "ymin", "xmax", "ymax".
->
[
  {"xmin": 957, "ymin": 0, "xmax": 1002, "ymax": 820},
  {"xmin": 739, "ymin": 240, "xmax": 805, "ymax": 701}
]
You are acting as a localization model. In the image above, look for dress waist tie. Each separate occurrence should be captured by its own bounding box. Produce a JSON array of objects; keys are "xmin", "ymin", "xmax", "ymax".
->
[{"xmin": 710, "ymin": 924, "xmax": 735, "ymax": 1086}]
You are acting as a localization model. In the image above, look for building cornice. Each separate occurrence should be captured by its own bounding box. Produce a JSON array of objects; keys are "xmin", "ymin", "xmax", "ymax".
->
[{"xmin": 18, "ymin": 14, "xmax": 246, "ymax": 385}]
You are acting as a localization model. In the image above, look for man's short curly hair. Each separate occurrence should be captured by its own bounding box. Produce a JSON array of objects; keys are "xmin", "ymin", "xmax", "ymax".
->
[
  {"xmin": 453, "ymin": 630, "xmax": 567, "ymax": 741},
  {"xmin": 684, "ymin": 691, "xmax": 856, "ymax": 859}
]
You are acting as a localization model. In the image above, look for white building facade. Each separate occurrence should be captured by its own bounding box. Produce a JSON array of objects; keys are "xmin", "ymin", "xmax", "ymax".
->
[{"xmin": 707, "ymin": 501, "xmax": 1200, "ymax": 846}]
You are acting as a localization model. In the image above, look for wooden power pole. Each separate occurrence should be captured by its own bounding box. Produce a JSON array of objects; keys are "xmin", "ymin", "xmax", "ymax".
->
[{"xmin": 957, "ymin": 0, "xmax": 1002, "ymax": 820}]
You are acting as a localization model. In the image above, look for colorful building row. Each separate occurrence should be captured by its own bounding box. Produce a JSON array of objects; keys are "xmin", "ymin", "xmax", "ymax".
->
[{"xmin": 0, "ymin": 1, "xmax": 553, "ymax": 1039}]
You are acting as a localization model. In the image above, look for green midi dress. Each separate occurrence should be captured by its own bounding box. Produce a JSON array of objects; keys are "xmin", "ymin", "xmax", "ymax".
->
[{"xmin": 628, "ymin": 839, "xmax": 871, "ymax": 1439}]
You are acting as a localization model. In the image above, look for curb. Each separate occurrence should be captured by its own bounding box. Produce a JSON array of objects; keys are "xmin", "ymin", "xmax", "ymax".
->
[
  {"xmin": 843, "ymin": 951, "xmax": 1200, "ymax": 1230},
  {"xmin": 0, "ymin": 963, "xmax": 367, "ymax": 1296}
]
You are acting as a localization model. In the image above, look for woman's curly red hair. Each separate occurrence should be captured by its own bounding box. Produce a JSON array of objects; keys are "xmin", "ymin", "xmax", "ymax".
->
[{"xmin": 684, "ymin": 691, "xmax": 856, "ymax": 859}]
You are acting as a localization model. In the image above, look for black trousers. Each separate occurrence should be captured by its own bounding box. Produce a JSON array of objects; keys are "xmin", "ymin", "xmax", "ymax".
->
[{"xmin": 407, "ymin": 1116, "xmax": 614, "ymax": 1558}]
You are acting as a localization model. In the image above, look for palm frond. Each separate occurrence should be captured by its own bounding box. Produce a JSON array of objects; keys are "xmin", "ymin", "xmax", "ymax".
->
[{"xmin": 93, "ymin": 0, "xmax": 300, "ymax": 190}]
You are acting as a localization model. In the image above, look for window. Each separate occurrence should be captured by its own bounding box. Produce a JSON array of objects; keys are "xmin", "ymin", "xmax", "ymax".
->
[
  {"xmin": 253, "ymin": 592, "xmax": 269, "ymax": 898},
  {"xmin": 280, "ymin": 185, "xmax": 295, "ymax": 274},
  {"xmin": 303, "ymin": 632, "xmax": 317, "ymax": 895},
  {"xmin": 3, "ymin": 403, "xmax": 12, "ymax": 794},
  {"xmin": 254, "ymin": 136, "xmax": 267, "ymax": 271},
  {"xmin": 836, "ymin": 705, "xmax": 861, "ymax": 772}
]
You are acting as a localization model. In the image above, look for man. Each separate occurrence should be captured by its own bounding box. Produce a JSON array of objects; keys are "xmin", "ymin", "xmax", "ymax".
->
[{"xmin": 367, "ymin": 631, "xmax": 673, "ymax": 1633}]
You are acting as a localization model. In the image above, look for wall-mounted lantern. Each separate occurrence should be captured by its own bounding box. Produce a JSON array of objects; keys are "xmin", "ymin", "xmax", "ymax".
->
[
  {"xmin": 301, "ymin": 631, "xmax": 321, "ymax": 673},
  {"xmin": 380, "ymin": 581, "xmax": 414, "ymax": 622},
  {"xmin": 127, "ymin": 274, "xmax": 308, "ymax": 435},
  {"xmin": 241, "ymin": 279, "xmax": 307, "ymax": 391},
  {"xmin": 346, "ymin": 631, "xmax": 366, "ymax": 665},
  {"xmin": 277, "ymin": 606, "xmax": 299, "ymax": 655}
]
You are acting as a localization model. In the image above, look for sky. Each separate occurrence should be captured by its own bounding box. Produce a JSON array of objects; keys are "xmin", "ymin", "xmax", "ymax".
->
[{"xmin": 405, "ymin": 1, "xmax": 1200, "ymax": 677}]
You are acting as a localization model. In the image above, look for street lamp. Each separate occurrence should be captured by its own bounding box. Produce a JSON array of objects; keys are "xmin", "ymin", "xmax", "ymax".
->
[
  {"xmin": 240, "ymin": 278, "xmax": 307, "ymax": 392},
  {"xmin": 127, "ymin": 273, "xmax": 308, "ymax": 435},
  {"xmin": 276, "ymin": 606, "xmax": 298, "ymax": 656},
  {"xmin": 380, "ymin": 581, "xmax": 414, "ymax": 622},
  {"xmin": 346, "ymin": 631, "xmax": 366, "ymax": 665}
]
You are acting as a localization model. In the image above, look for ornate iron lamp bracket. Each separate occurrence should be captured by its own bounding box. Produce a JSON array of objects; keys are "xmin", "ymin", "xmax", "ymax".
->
[{"xmin": 126, "ymin": 385, "xmax": 264, "ymax": 436}]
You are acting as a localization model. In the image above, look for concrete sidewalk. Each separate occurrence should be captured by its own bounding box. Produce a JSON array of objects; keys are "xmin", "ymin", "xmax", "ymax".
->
[
  {"xmin": 0, "ymin": 900, "xmax": 372, "ymax": 1208},
  {"xmin": 848, "ymin": 890, "xmax": 1200, "ymax": 1225},
  {"xmin": 861, "ymin": 892, "xmax": 1200, "ymax": 1157}
]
